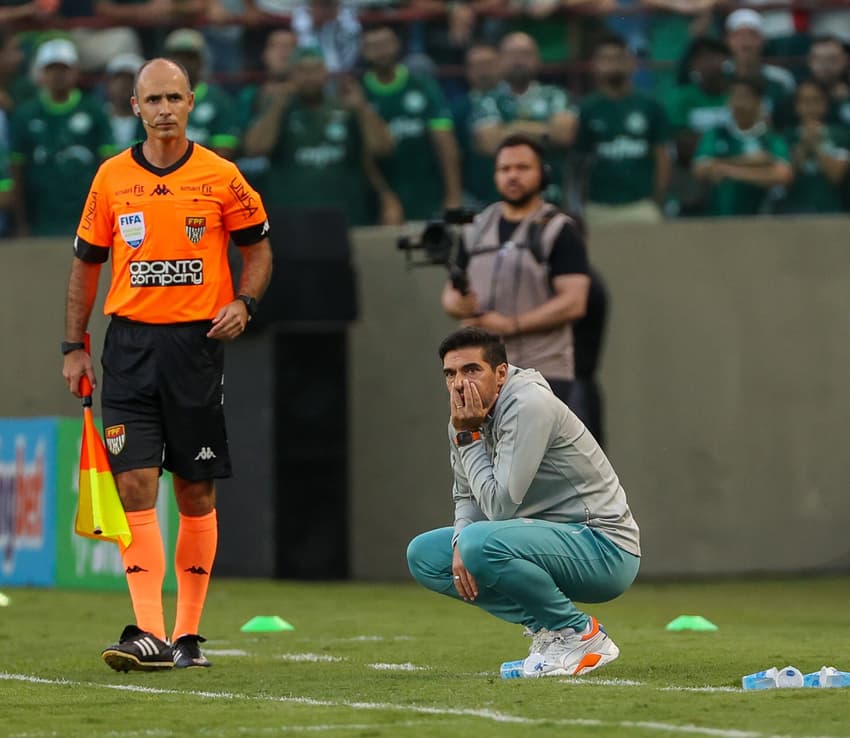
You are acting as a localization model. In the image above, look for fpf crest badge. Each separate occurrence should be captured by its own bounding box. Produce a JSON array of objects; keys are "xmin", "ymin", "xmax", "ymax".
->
[
  {"xmin": 105, "ymin": 425, "xmax": 126, "ymax": 455},
  {"xmin": 185, "ymin": 216, "xmax": 206, "ymax": 244}
]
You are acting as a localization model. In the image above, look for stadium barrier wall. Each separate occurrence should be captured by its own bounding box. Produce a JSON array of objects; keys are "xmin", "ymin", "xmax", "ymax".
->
[
  {"xmin": 0, "ymin": 416, "xmax": 178, "ymax": 588},
  {"xmin": 1, "ymin": 217, "xmax": 848, "ymax": 580}
]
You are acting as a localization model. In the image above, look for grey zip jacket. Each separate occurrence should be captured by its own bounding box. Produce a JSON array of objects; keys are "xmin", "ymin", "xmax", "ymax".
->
[{"xmin": 450, "ymin": 365, "xmax": 641, "ymax": 557}]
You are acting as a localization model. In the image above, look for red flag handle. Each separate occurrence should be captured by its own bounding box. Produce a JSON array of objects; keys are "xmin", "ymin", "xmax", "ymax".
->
[{"xmin": 80, "ymin": 332, "xmax": 93, "ymax": 407}]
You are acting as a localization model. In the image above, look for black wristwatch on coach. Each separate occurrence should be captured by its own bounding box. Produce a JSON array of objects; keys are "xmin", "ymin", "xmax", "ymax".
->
[
  {"xmin": 61, "ymin": 341, "xmax": 86, "ymax": 355},
  {"xmin": 236, "ymin": 294, "xmax": 258, "ymax": 319},
  {"xmin": 455, "ymin": 430, "xmax": 482, "ymax": 447}
]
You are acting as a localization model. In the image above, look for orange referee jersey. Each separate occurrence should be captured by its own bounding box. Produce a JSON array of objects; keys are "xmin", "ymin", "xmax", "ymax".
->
[{"xmin": 75, "ymin": 142, "xmax": 269, "ymax": 324}]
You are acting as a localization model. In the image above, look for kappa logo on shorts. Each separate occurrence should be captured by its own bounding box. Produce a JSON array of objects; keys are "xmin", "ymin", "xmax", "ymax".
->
[
  {"xmin": 185, "ymin": 216, "xmax": 206, "ymax": 244},
  {"xmin": 194, "ymin": 447, "xmax": 217, "ymax": 461},
  {"xmin": 105, "ymin": 425, "xmax": 126, "ymax": 455}
]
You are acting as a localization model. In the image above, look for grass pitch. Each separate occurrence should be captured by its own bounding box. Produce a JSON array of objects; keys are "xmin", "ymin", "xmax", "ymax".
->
[{"xmin": 2, "ymin": 577, "xmax": 850, "ymax": 738}]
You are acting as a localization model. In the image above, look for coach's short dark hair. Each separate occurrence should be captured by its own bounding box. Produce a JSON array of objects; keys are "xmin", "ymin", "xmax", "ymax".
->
[{"xmin": 438, "ymin": 328, "xmax": 508, "ymax": 370}]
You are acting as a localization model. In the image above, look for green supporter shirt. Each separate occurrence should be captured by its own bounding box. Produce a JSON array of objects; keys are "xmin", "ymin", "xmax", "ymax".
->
[
  {"xmin": 780, "ymin": 125, "xmax": 850, "ymax": 215},
  {"xmin": 364, "ymin": 65, "xmax": 454, "ymax": 221},
  {"xmin": 0, "ymin": 113, "xmax": 10, "ymax": 234},
  {"xmin": 0, "ymin": 134, "xmax": 10, "ymax": 193},
  {"xmin": 10, "ymin": 89, "xmax": 114, "ymax": 236},
  {"xmin": 459, "ymin": 88, "xmax": 508, "ymax": 207},
  {"xmin": 576, "ymin": 92, "xmax": 672, "ymax": 205},
  {"xmin": 665, "ymin": 85, "xmax": 729, "ymax": 135},
  {"xmin": 187, "ymin": 82, "xmax": 241, "ymax": 152},
  {"xmin": 234, "ymin": 85, "xmax": 271, "ymax": 192},
  {"xmin": 694, "ymin": 122, "xmax": 791, "ymax": 216},
  {"xmin": 468, "ymin": 82, "xmax": 574, "ymax": 205},
  {"xmin": 828, "ymin": 97, "xmax": 850, "ymax": 128},
  {"xmin": 648, "ymin": 12, "xmax": 693, "ymax": 96},
  {"xmin": 265, "ymin": 97, "xmax": 371, "ymax": 226}
]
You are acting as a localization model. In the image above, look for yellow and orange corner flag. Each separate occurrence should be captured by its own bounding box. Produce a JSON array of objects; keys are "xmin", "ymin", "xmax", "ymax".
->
[{"xmin": 74, "ymin": 334, "xmax": 132, "ymax": 548}]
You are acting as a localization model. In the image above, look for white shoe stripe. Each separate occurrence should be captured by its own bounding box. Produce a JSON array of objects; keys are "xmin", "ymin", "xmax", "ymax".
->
[{"xmin": 138, "ymin": 637, "xmax": 156, "ymax": 656}]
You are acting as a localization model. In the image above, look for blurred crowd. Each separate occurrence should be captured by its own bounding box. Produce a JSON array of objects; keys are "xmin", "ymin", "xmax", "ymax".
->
[{"xmin": 3, "ymin": 0, "xmax": 850, "ymax": 237}]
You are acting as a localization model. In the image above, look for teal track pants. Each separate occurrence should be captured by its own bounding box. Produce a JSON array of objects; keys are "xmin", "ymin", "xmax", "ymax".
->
[{"xmin": 407, "ymin": 519, "xmax": 640, "ymax": 632}]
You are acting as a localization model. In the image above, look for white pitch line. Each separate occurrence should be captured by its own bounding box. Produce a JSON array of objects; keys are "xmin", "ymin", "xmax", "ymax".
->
[
  {"xmin": 10, "ymin": 722, "xmax": 443, "ymax": 738},
  {"xmin": 562, "ymin": 677, "xmax": 645, "ymax": 687},
  {"xmin": 327, "ymin": 635, "xmax": 414, "ymax": 642},
  {"xmin": 367, "ymin": 663, "xmax": 429, "ymax": 671},
  {"xmin": 1, "ymin": 673, "xmax": 845, "ymax": 738},
  {"xmin": 227, "ymin": 720, "xmax": 444, "ymax": 734},
  {"xmin": 661, "ymin": 686, "xmax": 744, "ymax": 693},
  {"xmin": 278, "ymin": 654, "xmax": 346, "ymax": 663}
]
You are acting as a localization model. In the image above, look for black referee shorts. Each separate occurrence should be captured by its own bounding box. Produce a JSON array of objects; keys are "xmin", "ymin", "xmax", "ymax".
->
[{"xmin": 101, "ymin": 316, "xmax": 232, "ymax": 481}]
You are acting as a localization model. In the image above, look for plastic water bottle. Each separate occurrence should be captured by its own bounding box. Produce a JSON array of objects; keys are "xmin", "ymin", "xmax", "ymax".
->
[
  {"xmin": 500, "ymin": 659, "xmax": 526, "ymax": 679},
  {"xmin": 742, "ymin": 667, "xmax": 778, "ymax": 690},
  {"xmin": 821, "ymin": 667, "xmax": 850, "ymax": 688},
  {"xmin": 775, "ymin": 666, "xmax": 804, "ymax": 688},
  {"xmin": 803, "ymin": 666, "xmax": 850, "ymax": 688},
  {"xmin": 803, "ymin": 670, "xmax": 821, "ymax": 688}
]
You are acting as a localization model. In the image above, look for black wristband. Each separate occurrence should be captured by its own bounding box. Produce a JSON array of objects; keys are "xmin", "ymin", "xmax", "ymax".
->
[
  {"xmin": 237, "ymin": 294, "xmax": 258, "ymax": 319},
  {"xmin": 61, "ymin": 341, "xmax": 86, "ymax": 355}
]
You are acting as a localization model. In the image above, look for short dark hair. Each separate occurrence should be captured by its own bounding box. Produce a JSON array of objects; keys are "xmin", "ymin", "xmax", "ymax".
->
[
  {"xmin": 730, "ymin": 75, "xmax": 765, "ymax": 98},
  {"xmin": 496, "ymin": 133, "xmax": 546, "ymax": 164},
  {"xmin": 688, "ymin": 36, "xmax": 730, "ymax": 60},
  {"xmin": 592, "ymin": 32, "xmax": 629, "ymax": 56},
  {"xmin": 795, "ymin": 77, "xmax": 831, "ymax": 100},
  {"xmin": 810, "ymin": 35, "xmax": 848, "ymax": 52},
  {"xmin": 466, "ymin": 41, "xmax": 499, "ymax": 59},
  {"xmin": 438, "ymin": 328, "xmax": 508, "ymax": 369}
]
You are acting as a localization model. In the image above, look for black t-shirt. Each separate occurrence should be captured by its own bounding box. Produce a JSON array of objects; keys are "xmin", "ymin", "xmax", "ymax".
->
[{"xmin": 456, "ymin": 215, "xmax": 589, "ymax": 276}]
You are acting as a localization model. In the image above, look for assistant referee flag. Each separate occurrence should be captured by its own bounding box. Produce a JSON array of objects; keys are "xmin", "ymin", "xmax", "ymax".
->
[{"xmin": 74, "ymin": 334, "xmax": 131, "ymax": 548}]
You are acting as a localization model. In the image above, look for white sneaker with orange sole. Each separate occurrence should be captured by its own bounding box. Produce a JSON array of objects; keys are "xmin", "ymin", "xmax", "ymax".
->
[{"xmin": 522, "ymin": 616, "xmax": 619, "ymax": 677}]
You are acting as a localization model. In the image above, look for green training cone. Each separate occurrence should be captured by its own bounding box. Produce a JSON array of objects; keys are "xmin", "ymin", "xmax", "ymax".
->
[
  {"xmin": 240, "ymin": 615, "xmax": 295, "ymax": 632},
  {"xmin": 665, "ymin": 615, "xmax": 718, "ymax": 632}
]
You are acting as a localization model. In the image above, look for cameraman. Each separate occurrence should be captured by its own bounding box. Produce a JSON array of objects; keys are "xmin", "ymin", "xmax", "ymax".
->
[{"xmin": 441, "ymin": 134, "xmax": 590, "ymax": 406}]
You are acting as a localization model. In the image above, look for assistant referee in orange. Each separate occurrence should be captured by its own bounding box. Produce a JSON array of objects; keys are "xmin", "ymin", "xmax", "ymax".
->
[{"xmin": 61, "ymin": 58, "xmax": 273, "ymax": 672}]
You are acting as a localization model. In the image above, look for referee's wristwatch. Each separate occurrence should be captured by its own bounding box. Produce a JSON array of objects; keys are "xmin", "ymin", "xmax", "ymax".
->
[
  {"xmin": 454, "ymin": 430, "xmax": 482, "ymax": 447},
  {"xmin": 236, "ymin": 294, "xmax": 258, "ymax": 320},
  {"xmin": 61, "ymin": 341, "xmax": 86, "ymax": 355}
]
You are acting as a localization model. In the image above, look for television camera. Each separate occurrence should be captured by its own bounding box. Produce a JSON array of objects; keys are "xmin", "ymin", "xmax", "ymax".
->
[{"xmin": 396, "ymin": 209, "xmax": 476, "ymax": 295}]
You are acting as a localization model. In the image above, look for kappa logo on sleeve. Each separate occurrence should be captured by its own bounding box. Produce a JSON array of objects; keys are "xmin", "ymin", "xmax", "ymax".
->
[{"xmin": 118, "ymin": 212, "xmax": 145, "ymax": 248}]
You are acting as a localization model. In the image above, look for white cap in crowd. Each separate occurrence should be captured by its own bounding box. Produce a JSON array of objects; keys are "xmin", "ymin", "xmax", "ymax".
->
[
  {"xmin": 725, "ymin": 9, "xmax": 765, "ymax": 35},
  {"xmin": 106, "ymin": 53, "xmax": 145, "ymax": 76},
  {"xmin": 163, "ymin": 28, "xmax": 207, "ymax": 55},
  {"xmin": 32, "ymin": 38, "xmax": 79, "ymax": 73}
]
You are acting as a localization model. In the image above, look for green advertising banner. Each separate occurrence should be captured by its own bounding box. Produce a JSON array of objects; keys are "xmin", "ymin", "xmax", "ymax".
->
[{"xmin": 54, "ymin": 417, "xmax": 178, "ymax": 592}]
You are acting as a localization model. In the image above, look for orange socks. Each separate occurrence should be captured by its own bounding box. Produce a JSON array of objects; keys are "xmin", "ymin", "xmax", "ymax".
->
[
  {"xmin": 172, "ymin": 510, "xmax": 218, "ymax": 642},
  {"xmin": 121, "ymin": 508, "xmax": 167, "ymax": 641},
  {"xmin": 121, "ymin": 508, "xmax": 218, "ymax": 643}
]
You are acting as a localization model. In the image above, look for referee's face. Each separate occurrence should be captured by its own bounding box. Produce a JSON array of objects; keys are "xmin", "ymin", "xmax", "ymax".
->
[{"xmin": 133, "ymin": 59, "xmax": 195, "ymax": 141}]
